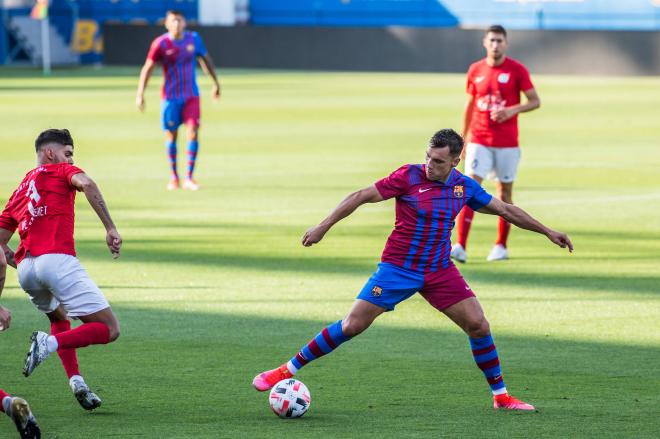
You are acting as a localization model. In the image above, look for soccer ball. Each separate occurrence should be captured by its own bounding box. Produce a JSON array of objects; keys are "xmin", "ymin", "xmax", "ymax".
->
[{"xmin": 268, "ymin": 379, "xmax": 311, "ymax": 418}]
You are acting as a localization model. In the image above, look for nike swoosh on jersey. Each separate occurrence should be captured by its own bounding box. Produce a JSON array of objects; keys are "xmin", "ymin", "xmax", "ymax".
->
[
  {"xmin": 418, "ymin": 188, "xmax": 432, "ymax": 193},
  {"xmin": 475, "ymin": 76, "xmax": 485, "ymax": 83}
]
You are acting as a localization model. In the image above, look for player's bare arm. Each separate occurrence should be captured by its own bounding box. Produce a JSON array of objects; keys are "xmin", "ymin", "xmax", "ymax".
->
[
  {"xmin": 302, "ymin": 185, "xmax": 384, "ymax": 247},
  {"xmin": 477, "ymin": 197, "xmax": 573, "ymax": 251},
  {"xmin": 0, "ymin": 227, "xmax": 16, "ymax": 269},
  {"xmin": 490, "ymin": 87, "xmax": 541, "ymax": 123},
  {"xmin": 70, "ymin": 173, "xmax": 123, "ymax": 258},
  {"xmin": 198, "ymin": 54, "xmax": 221, "ymax": 100},
  {"xmin": 136, "ymin": 58, "xmax": 157, "ymax": 111},
  {"xmin": 0, "ymin": 246, "xmax": 7, "ymax": 299},
  {"xmin": 0, "ymin": 304, "xmax": 10, "ymax": 330}
]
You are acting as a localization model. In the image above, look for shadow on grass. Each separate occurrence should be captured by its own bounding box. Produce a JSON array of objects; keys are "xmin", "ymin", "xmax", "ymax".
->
[
  {"xmin": 0, "ymin": 296, "xmax": 657, "ymax": 438},
  {"xmin": 72, "ymin": 236, "xmax": 660, "ymax": 296}
]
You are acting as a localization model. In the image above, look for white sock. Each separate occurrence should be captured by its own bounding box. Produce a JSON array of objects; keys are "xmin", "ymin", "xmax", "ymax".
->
[
  {"xmin": 46, "ymin": 335, "xmax": 59, "ymax": 353},
  {"xmin": 69, "ymin": 375, "xmax": 84, "ymax": 385},
  {"xmin": 2, "ymin": 396, "xmax": 11, "ymax": 416},
  {"xmin": 285, "ymin": 361, "xmax": 298, "ymax": 375},
  {"xmin": 492, "ymin": 387, "xmax": 508, "ymax": 396}
]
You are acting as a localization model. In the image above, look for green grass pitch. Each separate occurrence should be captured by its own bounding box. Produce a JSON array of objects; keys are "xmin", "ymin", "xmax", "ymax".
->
[{"xmin": 0, "ymin": 67, "xmax": 658, "ymax": 438}]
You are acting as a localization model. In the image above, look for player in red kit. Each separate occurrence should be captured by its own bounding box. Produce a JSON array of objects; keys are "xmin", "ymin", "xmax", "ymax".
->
[
  {"xmin": 0, "ymin": 279, "xmax": 40, "ymax": 438},
  {"xmin": 452, "ymin": 25, "xmax": 541, "ymax": 263},
  {"xmin": 0, "ymin": 129, "xmax": 122, "ymax": 412},
  {"xmin": 136, "ymin": 9, "xmax": 221, "ymax": 191}
]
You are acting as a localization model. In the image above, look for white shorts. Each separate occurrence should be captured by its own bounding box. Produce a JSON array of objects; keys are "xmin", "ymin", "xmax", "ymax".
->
[
  {"xmin": 464, "ymin": 143, "xmax": 521, "ymax": 183},
  {"xmin": 17, "ymin": 253, "xmax": 110, "ymax": 318}
]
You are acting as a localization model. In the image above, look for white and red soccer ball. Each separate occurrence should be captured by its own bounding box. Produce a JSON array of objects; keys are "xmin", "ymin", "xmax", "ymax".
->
[{"xmin": 269, "ymin": 379, "xmax": 311, "ymax": 418}]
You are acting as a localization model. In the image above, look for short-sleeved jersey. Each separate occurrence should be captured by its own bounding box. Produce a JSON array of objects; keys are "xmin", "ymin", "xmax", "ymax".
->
[
  {"xmin": 466, "ymin": 57, "xmax": 534, "ymax": 147},
  {"xmin": 0, "ymin": 163, "xmax": 83, "ymax": 264},
  {"xmin": 375, "ymin": 165, "xmax": 492, "ymax": 273},
  {"xmin": 147, "ymin": 31, "xmax": 208, "ymax": 100}
]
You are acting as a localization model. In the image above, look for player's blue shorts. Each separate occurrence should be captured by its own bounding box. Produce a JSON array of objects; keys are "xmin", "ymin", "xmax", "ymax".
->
[
  {"xmin": 357, "ymin": 262, "xmax": 475, "ymax": 312},
  {"xmin": 161, "ymin": 97, "xmax": 200, "ymax": 131}
]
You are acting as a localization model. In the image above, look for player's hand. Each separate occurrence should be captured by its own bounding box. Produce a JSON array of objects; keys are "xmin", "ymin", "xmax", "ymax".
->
[
  {"xmin": 136, "ymin": 94, "xmax": 145, "ymax": 112},
  {"xmin": 547, "ymin": 230, "xmax": 573, "ymax": 253},
  {"xmin": 490, "ymin": 107, "xmax": 516, "ymax": 123},
  {"xmin": 3, "ymin": 248, "xmax": 16, "ymax": 269},
  {"xmin": 212, "ymin": 84, "xmax": 221, "ymax": 101},
  {"xmin": 0, "ymin": 305, "xmax": 12, "ymax": 331},
  {"xmin": 107, "ymin": 228, "xmax": 122, "ymax": 259},
  {"xmin": 302, "ymin": 225, "xmax": 328, "ymax": 247}
]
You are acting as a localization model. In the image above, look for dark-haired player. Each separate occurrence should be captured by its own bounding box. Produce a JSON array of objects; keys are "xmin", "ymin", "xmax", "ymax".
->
[
  {"xmin": 136, "ymin": 9, "xmax": 221, "ymax": 191},
  {"xmin": 253, "ymin": 129, "xmax": 571, "ymax": 410},
  {"xmin": 453, "ymin": 25, "xmax": 541, "ymax": 262},
  {"xmin": 0, "ymin": 129, "xmax": 122, "ymax": 411}
]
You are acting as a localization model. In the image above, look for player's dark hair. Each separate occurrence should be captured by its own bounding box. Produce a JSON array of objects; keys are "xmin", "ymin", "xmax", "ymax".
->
[
  {"xmin": 35, "ymin": 128, "xmax": 74, "ymax": 151},
  {"xmin": 486, "ymin": 24, "xmax": 507, "ymax": 38},
  {"xmin": 166, "ymin": 9, "xmax": 185, "ymax": 18},
  {"xmin": 429, "ymin": 129, "xmax": 464, "ymax": 157}
]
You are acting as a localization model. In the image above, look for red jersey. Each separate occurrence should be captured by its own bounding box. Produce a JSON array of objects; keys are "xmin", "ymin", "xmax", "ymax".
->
[
  {"xmin": 0, "ymin": 163, "xmax": 83, "ymax": 264},
  {"xmin": 466, "ymin": 57, "xmax": 534, "ymax": 147}
]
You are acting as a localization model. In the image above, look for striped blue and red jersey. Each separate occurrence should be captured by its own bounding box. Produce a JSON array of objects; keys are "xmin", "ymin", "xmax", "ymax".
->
[
  {"xmin": 375, "ymin": 164, "xmax": 492, "ymax": 273},
  {"xmin": 147, "ymin": 31, "xmax": 208, "ymax": 100}
]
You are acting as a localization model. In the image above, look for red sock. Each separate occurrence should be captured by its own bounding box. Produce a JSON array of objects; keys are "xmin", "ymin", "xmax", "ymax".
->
[
  {"xmin": 0, "ymin": 388, "xmax": 9, "ymax": 411},
  {"xmin": 54, "ymin": 322, "xmax": 110, "ymax": 350},
  {"xmin": 51, "ymin": 320, "xmax": 80, "ymax": 379},
  {"xmin": 496, "ymin": 217, "xmax": 511, "ymax": 247},
  {"xmin": 456, "ymin": 207, "xmax": 475, "ymax": 249}
]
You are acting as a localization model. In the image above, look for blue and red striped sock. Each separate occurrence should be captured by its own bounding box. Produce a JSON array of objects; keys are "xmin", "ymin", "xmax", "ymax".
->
[
  {"xmin": 166, "ymin": 140, "xmax": 178, "ymax": 181},
  {"xmin": 186, "ymin": 140, "xmax": 199, "ymax": 180},
  {"xmin": 470, "ymin": 334, "xmax": 507, "ymax": 395},
  {"xmin": 286, "ymin": 321, "xmax": 351, "ymax": 374}
]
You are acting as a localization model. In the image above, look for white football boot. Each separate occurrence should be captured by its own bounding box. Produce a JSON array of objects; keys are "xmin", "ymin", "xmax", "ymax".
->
[
  {"xmin": 487, "ymin": 244, "xmax": 509, "ymax": 261},
  {"xmin": 23, "ymin": 331, "xmax": 51, "ymax": 377},
  {"xmin": 450, "ymin": 244, "xmax": 468, "ymax": 263},
  {"xmin": 70, "ymin": 376, "xmax": 102, "ymax": 411}
]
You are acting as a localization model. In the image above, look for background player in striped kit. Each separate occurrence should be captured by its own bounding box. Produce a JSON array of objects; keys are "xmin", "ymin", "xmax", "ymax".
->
[
  {"xmin": 136, "ymin": 9, "xmax": 221, "ymax": 191},
  {"xmin": 253, "ymin": 129, "xmax": 572, "ymax": 410}
]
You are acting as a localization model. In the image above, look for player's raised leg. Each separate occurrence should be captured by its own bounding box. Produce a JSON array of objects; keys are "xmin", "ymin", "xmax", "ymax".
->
[
  {"xmin": 442, "ymin": 297, "xmax": 535, "ymax": 411},
  {"xmin": 1, "ymin": 388, "xmax": 41, "ymax": 439},
  {"xmin": 24, "ymin": 306, "xmax": 120, "ymax": 380},
  {"xmin": 253, "ymin": 299, "xmax": 384, "ymax": 391}
]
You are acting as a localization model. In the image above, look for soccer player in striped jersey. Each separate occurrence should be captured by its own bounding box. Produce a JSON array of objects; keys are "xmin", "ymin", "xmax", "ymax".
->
[
  {"xmin": 253, "ymin": 129, "xmax": 573, "ymax": 410},
  {"xmin": 136, "ymin": 9, "xmax": 221, "ymax": 191}
]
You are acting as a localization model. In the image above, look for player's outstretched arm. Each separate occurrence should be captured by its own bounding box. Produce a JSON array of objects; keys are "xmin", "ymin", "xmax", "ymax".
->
[
  {"xmin": 461, "ymin": 93, "xmax": 475, "ymax": 158},
  {"xmin": 0, "ymin": 304, "xmax": 11, "ymax": 331},
  {"xmin": 198, "ymin": 54, "xmax": 221, "ymax": 100},
  {"xmin": 302, "ymin": 185, "xmax": 384, "ymax": 247},
  {"xmin": 136, "ymin": 58, "xmax": 156, "ymax": 111},
  {"xmin": 477, "ymin": 197, "xmax": 573, "ymax": 252},
  {"xmin": 71, "ymin": 173, "xmax": 123, "ymax": 258}
]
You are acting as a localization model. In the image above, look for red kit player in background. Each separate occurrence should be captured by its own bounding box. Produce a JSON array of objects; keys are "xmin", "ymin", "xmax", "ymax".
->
[
  {"xmin": 452, "ymin": 25, "xmax": 541, "ymax": 263},
  {"xmin": 0, "ymin": 129, "xmax": 122, "ymax": 413}
]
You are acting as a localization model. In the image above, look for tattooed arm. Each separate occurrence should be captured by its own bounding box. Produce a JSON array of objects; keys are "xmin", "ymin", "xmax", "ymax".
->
[{"xmin": 70, "ymin": 173, "xmax": 122, "ymax": 258}]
